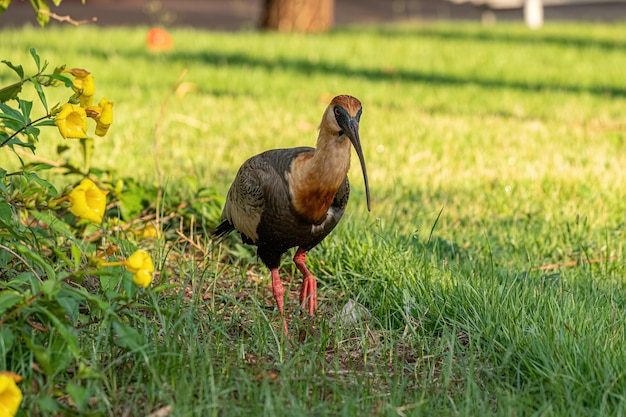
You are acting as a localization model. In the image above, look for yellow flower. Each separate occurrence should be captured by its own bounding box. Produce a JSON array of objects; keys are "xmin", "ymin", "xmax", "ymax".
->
[
  {"xmin": 86, "ymin": 98, "xmax": 114, "ymax": 137},
  {"xmin": 124, "ymin": 250, "xmax": 154, "ymax": 288},
  {"xmin": 99, "ymin": 250, "xmax": 155, "ymax": 288},
  {"xmin": 139, "ymin": 224, "xmax": 161, "ymax": 240},
  {"xmin": 68, "ymin": 179, "xmax": 108, "ymax": 223},
  {"xmin": 0, "ymin": 372, "xmax": 22, "ymax": 417},
  {"xmin": 66, "ymin": 68, "xmax": 95, "ymax": 107},
  {"xmin": 55, "ymin": 103, "xmax": 88, "ymax": 139}
]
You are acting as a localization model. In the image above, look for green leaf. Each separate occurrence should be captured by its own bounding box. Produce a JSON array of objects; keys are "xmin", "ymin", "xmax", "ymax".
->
[
  {"xmin": 26, "ymin": 163, "xmax": 54, "ymax": 173},
  {"xmin": 22, "ymin": 171, "xmax": 56, "ymax": 194},
  {"xmin": 15, "ymin": 244, "xmax": 56, "ymax": 280},
  {"xmin": 0, "ymin": 327, "xmax": 15, "ymax": 353},
  {"xmin": 0, "ymin": 135, "xmax": 35, "ymax": 150},
  {"xmin": 31, "ymin": 344, "xmax": 54, "ymax": 375},
  {"xmin": 0, "ymin": 220, "xmax": 30, "ymax": 245},
  {"xmin": 0, "ymin": 290, "xmax": 23, "ymax": 315},
  {"xmin": 18, "ymin": 98, "xmax": 33, "ymax": 123},
  {"xmin": 99, "ymin": 273, "xmax": 121, "ymax": 292},
  {"xmin": 0, "ymin": 201, "xmax": 11, "ymax": 220},
  {"xmin": 27, "ymin": 335, "xmax": 74, "ymax": 377},
  {"xmin": 0, "ymin": 83, "xmax": 22, "ymax": 103},
  {"xmin": 29, "ymin": 48, "xmax": 41, "ymax": 71},
  {"xmin": 41, "ymin": 279, "xmax": 60, "ymax": 298},
  {"xmin": 122, "ymin": 271, "xmax": 136, "ymax": 297},
  {"xmin": 34, "ymin": 396, "xmax": 61, "ymax": 413},
  {"xmin": 23, "ymin": 124, "xmax": 40, "ymax": 139},
  {"xmin": 118, "ymin": 192, "xmax": 145, "ymax": 221},
  {"xmin": 0, "ymin": 102, "xmax": 25, "ymax": 123},
  {"xmin": 30, "ymin": 211, "xmax": 72, "ymax": 238},
  {"xmin": 1, "ymin": 59, "xmax": 24, "ymax": 79},
  {"xmin": 39, "ymin": 308, "xmax": 80, "ymax": 358},
  {"xmin": 77, "ymin": 362, "xmax": 102, "ymax": 379},
  {"xmin": 48, "ymin": 73, "xmax": 72, "ymax": 87},
  {"xmin": 34, "ymin": 118, "xmax": 56, "ymax": 127},
  {"xmin": 31, "ymin": 76, "xmax": 48, "ymax": 112},
  {"xmin": 71, "ymin": 244, "xmax": 82, "ymax": 271},
  {"xmin": 57, "ymin": 294, "xmax": 79, "ymax": 323},
  {"xmin": 66, "ymin": 383, "xmax": 89, "ymax": 412},
  {"xmin": 0, "ymin": 0, "xmax": 13, "ymax": 14},
  {"xmin": 64, "ymin": 284, "xmax": 111, "ymax": 311},
  {"xmin": 29, "ymin": 0, "xmax": 50, "ymax": 27},
  {"xmin": 112, "ymin": 320, "xmax": 145, "ymax": 351},
  {"xmin": 52, "ymin": 246, "xmax": 72, "ymax": 270}
]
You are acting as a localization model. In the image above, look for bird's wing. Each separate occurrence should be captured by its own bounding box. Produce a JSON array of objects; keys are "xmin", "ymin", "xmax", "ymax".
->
[{"xmin": 220, "ymin": 156, "xmax": 274, "ymax": 244}]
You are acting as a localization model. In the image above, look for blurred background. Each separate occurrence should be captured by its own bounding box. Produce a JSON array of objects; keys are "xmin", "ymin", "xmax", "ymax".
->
[{"xmin": 2, "ymin": 0, "xmax": 626, "ymax": 31}]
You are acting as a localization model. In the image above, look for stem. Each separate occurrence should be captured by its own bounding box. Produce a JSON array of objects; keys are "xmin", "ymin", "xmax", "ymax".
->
[
  {"xmin": 12, "ymin": 148, "xmax": 61, "ymax": 167},
  {"xmin": 0, "ymin": 77, "xmax": 33, "ymax": 97},
  {"xmin": 0, "ymin": 113, "xmax": 53, "ymax": 148},
  {"xmin": 0, "ymin": 243, "xmax": 43, "ymax": 283},
  {"xmin": 99, "ymin": 261, "xmax": 127, "ymax": 267},
  {"xmin": 0, "ymin": 68, "xmax": 50, "ymax": 148}
]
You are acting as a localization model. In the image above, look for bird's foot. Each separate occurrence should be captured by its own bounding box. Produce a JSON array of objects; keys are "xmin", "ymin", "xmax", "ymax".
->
[
  {"xmin": 294, "ymin": 249, "xmax": 318, "ymax": 317},
  {"xmin": 300, "ymin": 274, "xmax": 318, "ymax": 317}
]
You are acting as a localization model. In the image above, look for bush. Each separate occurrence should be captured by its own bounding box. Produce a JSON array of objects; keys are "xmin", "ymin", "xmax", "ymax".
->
[{"xmin": 0, "ymin": 49, "xmax": 221, "ymax": 415}]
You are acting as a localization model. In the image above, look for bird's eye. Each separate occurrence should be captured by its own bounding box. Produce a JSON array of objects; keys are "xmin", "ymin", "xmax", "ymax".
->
[{"xmin": 334, "ymin": 107, "xmax": 341, "ymax": 117}]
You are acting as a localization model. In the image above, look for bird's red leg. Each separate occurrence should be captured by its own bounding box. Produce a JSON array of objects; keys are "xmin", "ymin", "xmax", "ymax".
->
[
  {"xmin": 293, "ymin": 248, "xmax": 317, "ymax": 317},
  {"xmin": 270, "ymin": 268, "xmax": 289, "ymax": 335}
]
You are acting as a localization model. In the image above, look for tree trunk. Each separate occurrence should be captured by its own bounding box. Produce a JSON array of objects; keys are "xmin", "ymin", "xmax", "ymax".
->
[{"xmin": 261, "ymin": 0, "xmax": 334, "ymax": 33}]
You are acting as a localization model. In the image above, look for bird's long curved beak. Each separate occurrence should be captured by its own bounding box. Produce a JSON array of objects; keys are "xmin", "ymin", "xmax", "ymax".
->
[{"xmin": 347, "ymin": 119, "xmax": 371, "ymax": 211}]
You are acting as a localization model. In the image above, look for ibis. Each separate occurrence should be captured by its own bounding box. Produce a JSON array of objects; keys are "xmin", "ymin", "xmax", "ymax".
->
[{"xmin": 214, "ymin": 95, "xmax": 370, "ymax": 334}]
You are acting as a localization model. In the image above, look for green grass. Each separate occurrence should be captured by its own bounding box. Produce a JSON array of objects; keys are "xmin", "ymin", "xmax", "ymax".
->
[{"xmin": 2, "ymin": 21, "xmax": 626, "ymax": 416}]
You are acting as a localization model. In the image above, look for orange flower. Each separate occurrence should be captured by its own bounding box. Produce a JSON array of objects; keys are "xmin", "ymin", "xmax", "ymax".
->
[
  {"xmin": 68, "ymin": 179, "xmax": 108, "ymax": 223},
  {"xmin": 147, "ymin": 28, "xmax": 173, "ymax": 52}
]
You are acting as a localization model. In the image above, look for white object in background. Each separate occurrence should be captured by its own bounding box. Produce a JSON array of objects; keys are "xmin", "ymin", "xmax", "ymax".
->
[{"xmin": 524, "ymin": 0, "xmax": 544, "ymax": 28}]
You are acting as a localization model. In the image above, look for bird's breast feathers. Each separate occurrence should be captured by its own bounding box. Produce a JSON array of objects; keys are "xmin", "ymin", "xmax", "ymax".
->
[{"xmin": 287, "ymin": 152, "xmax": 346, "ymax": 224}]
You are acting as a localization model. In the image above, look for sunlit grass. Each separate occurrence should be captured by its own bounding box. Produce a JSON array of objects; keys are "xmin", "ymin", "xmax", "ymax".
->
[{"xmin": 1, "ymin": 21, "xmax": 626, "ymax": 416}]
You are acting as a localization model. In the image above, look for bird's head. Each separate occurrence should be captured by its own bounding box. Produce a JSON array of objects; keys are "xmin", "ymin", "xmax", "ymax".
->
[{"xmin": 323, "ymin": 95, "xmax": 371, "ymax": 212}]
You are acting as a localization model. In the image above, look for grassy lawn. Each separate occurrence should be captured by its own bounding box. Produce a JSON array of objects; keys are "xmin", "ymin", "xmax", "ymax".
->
[{"xmin": 1, "ymin": 21, "xmax": 626, "ymax": 416}]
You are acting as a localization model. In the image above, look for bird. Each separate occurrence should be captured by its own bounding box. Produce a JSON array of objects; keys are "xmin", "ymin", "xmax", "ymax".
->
[{"xmin": 214, "ymin": 95, "xmax": 370, "ymax": 335}]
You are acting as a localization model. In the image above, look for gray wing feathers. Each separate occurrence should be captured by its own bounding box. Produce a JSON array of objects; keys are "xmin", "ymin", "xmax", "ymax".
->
[{"xmin": 221, "ymin": 157, "xmax": 271, "ymax": 243}]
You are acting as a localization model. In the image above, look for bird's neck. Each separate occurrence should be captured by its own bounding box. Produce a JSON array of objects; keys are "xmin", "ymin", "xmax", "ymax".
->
[
  {"xmin": 288, "ymin": 132, "xmax": 351, "ymax": 223},
  {"xmin": 312, "ymin": 129, "xmax": 352, "ymax": 182}
]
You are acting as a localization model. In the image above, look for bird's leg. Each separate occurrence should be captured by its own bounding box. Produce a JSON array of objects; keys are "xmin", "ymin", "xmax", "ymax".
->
[
  {"xmin": 294, "ymin": 248, "xmax": 317, "ymax": 317},
  {"xmin": 270, "ymin": 268, "xmax": 289, "ymax": 335}
]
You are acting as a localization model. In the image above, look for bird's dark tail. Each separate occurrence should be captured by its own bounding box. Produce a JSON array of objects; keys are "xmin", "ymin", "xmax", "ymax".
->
[{"xmin": 213, "ymin": 219, "xmax": 235, "ymax": 240}]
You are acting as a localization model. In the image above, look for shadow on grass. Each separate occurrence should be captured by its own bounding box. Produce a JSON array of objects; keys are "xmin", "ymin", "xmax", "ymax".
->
[
  {"xmin": 365, "ymin": 26, "xmax": 626, "ymax": 52},
  {"xmin": 79, "ymin": 37, "xmax": 626, "ymax": 98},
  {"xmin": 146, "ymin": 49, "xmax": 626, "ymax": 98}
]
